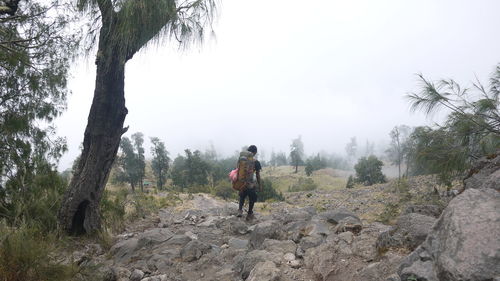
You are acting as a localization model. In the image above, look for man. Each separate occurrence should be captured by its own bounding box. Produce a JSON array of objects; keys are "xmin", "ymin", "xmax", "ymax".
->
[{"xmin": 237, "ymin": 145, "xmax": 262, "ymax": 220}]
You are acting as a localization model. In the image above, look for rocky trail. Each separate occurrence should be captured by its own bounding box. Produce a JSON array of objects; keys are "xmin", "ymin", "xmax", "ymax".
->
[{"xmin": 76, "ymin": 153, "xmax": 499, "ymax": 281}]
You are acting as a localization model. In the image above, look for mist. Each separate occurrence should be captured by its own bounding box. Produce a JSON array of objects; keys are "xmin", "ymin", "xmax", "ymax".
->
[{"xmin": 56, "ymin": 0, "xmax": 500, "ymax": 169}]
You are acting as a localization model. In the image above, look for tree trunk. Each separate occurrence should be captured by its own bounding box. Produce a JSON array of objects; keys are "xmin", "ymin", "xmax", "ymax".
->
[{"xmin": 58, "ymin": 22, "xmax": 129, "ymax": 234}]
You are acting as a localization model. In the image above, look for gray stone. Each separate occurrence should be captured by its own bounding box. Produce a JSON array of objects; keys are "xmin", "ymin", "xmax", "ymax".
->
[
  {"xmin": 376, "ymin": 213, "xmax": 436, "ymax": 252},
  {"xmin": 110, "ymin": 238, "xmax": 139, "ymax": 264},
  {"xmin": 180, "ymin": 240, "xmax": 211, "ymax": 262},
  {"xmin": 247, "ymin": 261, "xmax": 281, "ymax": 281},
  {"xmin": 228, "ymin": 238, "xmax": 249, "ymax": 249},
  {"xmin": 318, "ymin": 208, "xmax": 361, "ymax": 225},
  {"xmin": 463, "ymin": 151, "xmax": 500, "ymax": 191},
  {"xmin": 129, "ymin": 269, "xmax": 144, "ymax": 281},
  {"xmin": 398, "ymin": 188, "xmax": 500, "ymax": 281},
  {"xmin": 299, "ymin": 234, "xmax": 324, "ymax": 251},
  {"xmin": 403, "ymin": 204, "xmax": 442, "ymax": 218},
  {"xmin": 334, "ymin": 216, "xmax": 363, "ymax": 234},
  {"xmin": 249, "ymin": 220, "xmax": 283, "ymax": 249},
  {"xmin": 137, "ymin": 228, "xmax": 174, "ymax": 249},
  {"xmin": 261, "ymin": 239, "xmax": 296, "ymax": 254},
  {"xmin": 164, "ymin": 234, "xmax": 191, "ymax": 246},
  {"xmin": 233, "ymin": 250, "xmax": 280, "ymax": 280}
]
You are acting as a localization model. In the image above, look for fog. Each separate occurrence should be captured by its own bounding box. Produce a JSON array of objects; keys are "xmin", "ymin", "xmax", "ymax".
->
[{"xmin": 56, "ymin": 0, "xmax": 500, "ymax": 169}]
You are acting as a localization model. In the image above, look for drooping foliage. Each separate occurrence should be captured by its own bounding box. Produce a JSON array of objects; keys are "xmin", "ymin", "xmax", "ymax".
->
[
  {"xmin": 406, "ymin": 66, "xmax": 500, "ymax": 184},
  {"xmin": 0, "ymin": 0, "xmax": 77, "ymax": 230}
]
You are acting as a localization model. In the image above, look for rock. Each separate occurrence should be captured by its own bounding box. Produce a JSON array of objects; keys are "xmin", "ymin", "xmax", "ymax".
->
[
  {"xmin": 228, "ymin": 238, "xmax": 249, "ymax": 249},
  {"xmin": 355, "ymin": 253, "xmax": 404, "ymax": 281},
  {"xmin": 376, "ymin": 213, "xmax": 436, "ymax": 252},
  {"xmin": 129, "ymin": 269, "xmax": 144, "ymax": 281},
  {"xmin": 398, "ymin": 188, "xmax": 500, "ymax": 281},
  {"xmin": 334, "ymin": 216, "xmax": 362, "ymax": 234},
  {"xmin": 101, "ymin": 267, "xmax": 117, "ymax": 281},
  {"xmin": 318, "ymin": 208, "xmax": 361, "ymax": 225},
  {"xmin": 180, "ymin": 240, "xmax": 211, "ymax": 262},
  {"xmin": 283, "ymin": 252, "xmax": 295, "ymax": 262},
  {"xmin": 261, "ymin": 239, "xmax": 297, "ymax": 254},
  {"xmin": 338, "ymin": 231, "xmax": 354, "ymax": 244},
  {"xmin": 249, "ymin": 220, "xmax": 283, "ymax": 249},
  {"xmin": 287, "ymin": 259, "xmax": 301, "ymax": 269},
  {"xmin": 304, "ymin": 243, "xmax": 336, "ymax": 280},
  {"xmin": 298, "ymin": 234, "xmax": 324, "ymax": 252},
  {"xmin": 403, "ymin": 204, "xmax": 442, "ymax": 218},
  {"xmin": 233, "ymin": 250, "xmax": 280, "ymax": 280},
  {"xmin": 386, "ymin": 273, "xmax": 401, "ymax": 281},
  {"xmin": 226, "ymin": 217, "xmax": 249, "ymax": 235},
  {"xmin": 302, "ymin": 220, "xmax": 330, "ymax": 236},
  {"xmin": 137, "ymin": 228, "xmax": 174, "ymax": 249},
  {"xmin": 164, "ymin": 234, "xmax": 191, "ymax": 246},
  {"xmin": 110, "ymin": 238, "xmax": 139, "ymax": 264},
  {"xmin": 140, "ymin": 275, "xmax": 169, "ymax": 281},
  {"xmin": 246, "ymin": 261, "xmax": 281, "ymax": 281},
  {"xmin": 352, "ymin": 233, "xmax": 378, "ymax": 261},
  {"xmin": 463, "ymin": 151, "xmax": 500, "ymax": 191},
  {"xmin": 146, "ymin": 254, "xmax": 172, "ymax": 272}
]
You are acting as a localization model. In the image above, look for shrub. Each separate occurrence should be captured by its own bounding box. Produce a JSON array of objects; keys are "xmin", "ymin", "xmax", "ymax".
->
[
  {"xmin": 259, "ymin": 179, "xmax": 285, "ymax": 202},
  {"xmin": 0, "ymin": 223, "xmax": 76, "ymax": 281},
  {"xmin": 345, "ymin": 175, "xmax": 355, "ymax": 188},
  {"xmin": 212, "ymin": 180, "xmax": 237, "ymax": 201},
  {"xmin": 288, "ymin": 177, "xmax": 318, "ymax": 192},
  {"xmin": 354, "ymin": 155, "xmax": 387, "ymax": 186}
]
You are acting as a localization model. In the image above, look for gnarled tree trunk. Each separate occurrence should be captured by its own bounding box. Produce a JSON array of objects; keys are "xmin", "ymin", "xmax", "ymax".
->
[{"xmin": 58, "ymin": 15, "xmax": 129, "ymax": 234}]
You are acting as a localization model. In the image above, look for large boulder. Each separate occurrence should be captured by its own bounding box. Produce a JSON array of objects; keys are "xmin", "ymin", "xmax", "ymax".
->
[
  {"xmin": 463, "ymin": 151, "xmax": 500, "ymax": 191},
  {"xmin": 249, "ymin": 220, "xmax": 283, "ymax": 249},
  {"xmin": 233, "ymin": 250, "xmax": 280, "ymax": 280},
  {"xmin": 376, "ymin": 213, "xmax": 436, "ymax": 252},
  {"xmin": 398, "ymin": 188, "xmax": 500, "ymax": 281},
  {"xmin": 180, "ymin": 240, "xmax": 211, "ymax": 262}
]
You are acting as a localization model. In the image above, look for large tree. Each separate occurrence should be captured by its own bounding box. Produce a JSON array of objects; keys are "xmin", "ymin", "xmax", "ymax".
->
[
  {"xmin": 386, "ymin": 125, "xmax": 411, "ymax": 180},
  {"xmin": 58, "ymin": 0, "xmax": 217, "ymax": 234},
  {"xmin": 289, "ymin": 136, "xmax": 304, "ymax": 173},
  {"xmin": 150, "ymin": 137, "xmax": 170, "ymax": 189}
]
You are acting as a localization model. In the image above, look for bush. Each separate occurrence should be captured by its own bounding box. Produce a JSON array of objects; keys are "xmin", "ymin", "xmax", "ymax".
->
[
  {"xmin": 288, "ymin": 177, "xmax": 318, "ymax": 192},
  {"xmin": 212, "ymin": 180, "xmax": 237, "ymax": 201},
  {"xmin": 0, "ymin": 223, "xmax": 76, "ymax": 281},
  {"xmin": 345, "ymin": 175, "xmax": 355, "ymax": 188},
  {"xmin": 354, "ymin": 155, "xmax": 387, "ymax": 186},
  {"xmin": 259, "ymin": 179, "xmax": 285, "ymax": 202}
]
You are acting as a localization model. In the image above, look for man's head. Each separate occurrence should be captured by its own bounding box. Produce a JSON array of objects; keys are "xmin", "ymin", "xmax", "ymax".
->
[{"xmin": 247, "ymin": 145, "xmax": 258, "ymax": 155}]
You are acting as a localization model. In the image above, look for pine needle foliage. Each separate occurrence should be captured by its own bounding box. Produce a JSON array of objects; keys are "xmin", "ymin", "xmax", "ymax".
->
[
  {"xmin": 406, "ymin": 65, "xmax": 500, "ymax": 183},
  {"xmin": 77, "ymin": 0, "xmax": 218, "ymax": 55}
]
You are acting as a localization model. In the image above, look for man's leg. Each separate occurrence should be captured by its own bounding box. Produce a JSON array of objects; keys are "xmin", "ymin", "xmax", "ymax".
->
[
  {"xmin": 247, "ymin": 188, "xmax": 257, "ymax": 214},
  {"xmin": 238, "ymin": 189, "xmax": 247, "ymax": 217}
]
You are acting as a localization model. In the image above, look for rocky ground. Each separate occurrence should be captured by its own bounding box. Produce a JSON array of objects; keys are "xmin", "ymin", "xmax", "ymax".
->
[{"xmin": 70, "ymin": 153, "xmax": 499, "ymax": 281}]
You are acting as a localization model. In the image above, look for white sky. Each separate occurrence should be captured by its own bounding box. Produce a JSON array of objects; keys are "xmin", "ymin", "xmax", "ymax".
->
[{"xmin": 56, "ymin": 0, "xmax": 500, "ymax": 170}]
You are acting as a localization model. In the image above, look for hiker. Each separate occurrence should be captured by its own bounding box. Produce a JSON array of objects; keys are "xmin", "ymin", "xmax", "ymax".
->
[{"xmin": 234, "ymin": 145, "xmax": 262, "ymax": 220}]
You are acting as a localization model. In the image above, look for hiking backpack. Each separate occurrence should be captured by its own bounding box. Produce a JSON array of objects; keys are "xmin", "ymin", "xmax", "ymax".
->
[{"xmin": 232, "ymin": 151, "xmax": 255, "ymax": 191}]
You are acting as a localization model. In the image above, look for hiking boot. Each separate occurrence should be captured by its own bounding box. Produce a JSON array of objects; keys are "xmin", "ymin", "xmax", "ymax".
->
[
  {"xmin": 236, "ymin": 209, "xmax": 243, "ymax": 217},
  {"xmin": 246, "ymin": 213, "xmax": 255, "ymax": 221}
]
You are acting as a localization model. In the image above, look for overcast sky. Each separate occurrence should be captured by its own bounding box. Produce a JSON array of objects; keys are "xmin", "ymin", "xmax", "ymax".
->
[{"xmin": 56, "ymin": 0, "xmax": 500, "ymax": 170}]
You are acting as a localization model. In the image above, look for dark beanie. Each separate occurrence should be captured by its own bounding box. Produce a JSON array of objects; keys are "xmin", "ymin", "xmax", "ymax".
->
[{"xmin": 247, "ymin": 145, "xmax": 257, "ymax": 154}]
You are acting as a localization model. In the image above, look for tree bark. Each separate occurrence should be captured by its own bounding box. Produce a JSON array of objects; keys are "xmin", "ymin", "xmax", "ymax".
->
[{"xmin": 58, "ymin": 16, "xmax": 129, "ymax": 234}]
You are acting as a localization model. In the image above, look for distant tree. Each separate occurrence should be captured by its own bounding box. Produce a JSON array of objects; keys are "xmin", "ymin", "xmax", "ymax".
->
[
  {"xmin": 150, "ymin": 137, "xmax": 170, "ymax": 190},
  {"xmin": 305, "ymin": 153, "xmax": 327, "ymax": 176},
  {"xmin": 170, "ymin": 149, "xmax": 210, "ymax": 189},
  {"xmin": 275, "ymin": 152, "xmax": 288, "ymax": 166},
  {"xmin": 386, "ymin": 125, "xmax": 412, "ymax": 180},
  {"xmin": 363, "ymin": 140, "xmax": 375, "ymax": 156},
  {"xmin": 113, "ymin": 137, "xmax": 142, "ymax": 192},
  {"xmin": 354, "ymin": 156, "xmax": 386, "ymax": 186},
  {"xmin": 269, "ymin": 151, "xmax": 277, "ymax": 167},
  {"xmin": 289, "ymin": 136, "xmax": 305, "ymax": 173},
  {"xmin": 131, "ymin": 132, "xmax": 145, "ymax": 191},
  {"xmin": 345, "ymin": 137, "xmax": 357, "ymax": 162},
  {"xmin": 345, "ymin": 175, "xmax": 355, "ymax": 189},
  {"xmin": 405, "ymin": 67, "xmax": 500, "ymax": 184}
]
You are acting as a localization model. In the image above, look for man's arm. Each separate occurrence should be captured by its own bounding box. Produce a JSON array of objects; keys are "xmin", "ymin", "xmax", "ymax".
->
[{"xmin": 256, "ymin": 170, "xmax": 262, "ymax": 191}]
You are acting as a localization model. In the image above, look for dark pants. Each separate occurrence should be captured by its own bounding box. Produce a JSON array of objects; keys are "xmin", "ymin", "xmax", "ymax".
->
[{"xmin": 239, "ymin": 188, "xmax": 257, "ymax": 214}]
